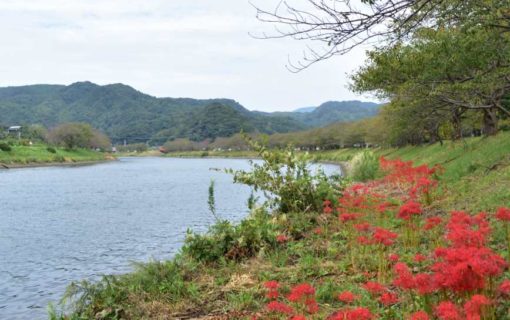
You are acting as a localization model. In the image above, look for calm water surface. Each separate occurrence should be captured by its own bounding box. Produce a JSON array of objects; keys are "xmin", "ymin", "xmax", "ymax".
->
[{"xmin": 0, "ymin": 157, "xmax": 340, "ymax": 319}]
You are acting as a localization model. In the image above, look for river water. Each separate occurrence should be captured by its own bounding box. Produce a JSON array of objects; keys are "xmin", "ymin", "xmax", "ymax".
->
[{"xmin": 0, "ymin": 157, "xmax": 340, "ymax": 319}]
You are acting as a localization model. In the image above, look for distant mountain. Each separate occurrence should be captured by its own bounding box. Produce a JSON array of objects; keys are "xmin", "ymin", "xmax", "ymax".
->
[
  {"xmin": 0, "ymin": 82, "xmax": 379, "ymax": 144},
  {"xmin": 293, "ymin": 106, "xmax": 316, "ymax": 113},
  {"xmin": 278, "ymin": 101, "xmax": 380, "ymax": 128}
]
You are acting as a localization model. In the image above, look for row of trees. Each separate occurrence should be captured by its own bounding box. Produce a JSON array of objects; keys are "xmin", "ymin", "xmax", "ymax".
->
[
  {"xmin": 1, "ymin": 123, "xmax": 111, "ymax": 150},
  {"xmin": 255, "ymin": 0, "xmax": 510, "ymax": 144}
]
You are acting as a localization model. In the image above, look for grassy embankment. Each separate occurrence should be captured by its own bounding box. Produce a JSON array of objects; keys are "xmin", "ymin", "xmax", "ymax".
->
[
  {"xmin": 0, "ymin": 142, "xmax": 112, "ymax": 167},
  {"xmin": 56, "ymin": 132, "xmax": 510, "ymax": 320}
]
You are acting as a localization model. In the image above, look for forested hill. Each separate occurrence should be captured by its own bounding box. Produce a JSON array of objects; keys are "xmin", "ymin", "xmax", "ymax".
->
[
  {"xmin": 289, "ymin": 101, "xmax": 380, "ymax": 127},
  {"xmin": 0, "ymin": 82, "xmax": 379, "ymax": 144}
]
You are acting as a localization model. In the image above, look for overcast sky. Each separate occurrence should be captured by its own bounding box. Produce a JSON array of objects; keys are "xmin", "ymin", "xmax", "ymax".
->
[{"xmin": 0, "ymin": 0, "xmax": 374, "ymax": 112}]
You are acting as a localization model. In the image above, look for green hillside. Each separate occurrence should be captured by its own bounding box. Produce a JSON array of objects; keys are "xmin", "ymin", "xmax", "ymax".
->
[
  {"xmin": 287, "ymin": 101, "xmax": 380, "ymax": 127},
  {"xmin": 0, "ymin": 82, "xmax": 378, "ymax": 144}
]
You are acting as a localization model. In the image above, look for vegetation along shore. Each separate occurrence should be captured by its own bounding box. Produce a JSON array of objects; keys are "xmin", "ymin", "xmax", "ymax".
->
[
  {"xmin": 51, "ymin": 131, "xmax": 510, "ymax": 319},
  {"xmin": 0, "ymin": 123, "xmax": 114, "ymax": 168}
]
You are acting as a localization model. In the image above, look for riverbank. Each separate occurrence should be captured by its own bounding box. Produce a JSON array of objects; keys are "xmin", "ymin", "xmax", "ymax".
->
[
  {"xmin": 54, "ymin": 132, "xmax": 510, "ymax": 320},
  {"xmin": 0, "ymin": 143, "xmax": 114, "ymax": 169}
]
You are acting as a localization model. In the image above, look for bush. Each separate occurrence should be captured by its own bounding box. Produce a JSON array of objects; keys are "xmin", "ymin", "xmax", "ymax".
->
[
  {"xmin": 350, "ymin": 150, "xmax": 380, "ymax": 182},
  {"xmin": 47, "ymin": 147, "xmax": 57, "ymax": 153},
  {"xmin": 0, "ymin": 142, "xmax": 12, "ymax": 152},
  {"xmin": 226, "ymin": 135, "xmax": 342, "ymax": 213},
  {"xmin": 19, "ymin": 139, "xmax": 31, "ymax": 146},
  {"xmin": 182, "ymin": 208, "xmax": 278, "ymax": 263}
]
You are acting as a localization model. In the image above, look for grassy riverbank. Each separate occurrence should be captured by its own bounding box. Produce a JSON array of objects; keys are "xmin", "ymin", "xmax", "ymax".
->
[
  {"xmin": 55, "ymin": 132, "xmax": 510, "ymax": 320},
  {"xmin": 0, "ymin": 143, "xmax": 113, "ymax": 167},
  {"xmin": 166, "ymin": 133, "xmax": 510, "ymax": 212}
]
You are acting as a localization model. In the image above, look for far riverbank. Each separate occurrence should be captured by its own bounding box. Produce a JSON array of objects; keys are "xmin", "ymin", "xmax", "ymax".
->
[{"xmin": 0, "ymin": 143, "xmax": 114, "ymax": 169}]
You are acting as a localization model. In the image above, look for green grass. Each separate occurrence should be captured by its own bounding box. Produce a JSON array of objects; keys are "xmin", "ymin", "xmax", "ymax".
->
[
  {"xmin": 314, "ymin": 132, "xmax": 510, "ymax": 212},
  {"xmin": 0, "ymin": 142, "xmax": 110, "ymax": 166}
]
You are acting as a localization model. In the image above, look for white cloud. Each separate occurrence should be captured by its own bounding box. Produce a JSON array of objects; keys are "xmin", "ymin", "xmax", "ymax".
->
[{"xmin": 0, "ymin": 0, "xmax": 374, "ymax": 111}]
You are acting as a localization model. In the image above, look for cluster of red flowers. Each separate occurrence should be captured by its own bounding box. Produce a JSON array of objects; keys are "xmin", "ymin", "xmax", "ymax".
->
[
  {"xmin": 397, "ymin": 200, "xmax": 422, "ymax": 220},
  {"xmin": 379, "ymin": 157, "xmax": 441, "ymax": 186},
  {"xmin": 255, "ymin": 158, "xmax": 510, "ymax": 319},
  {"xmin": 328, "ymin": 307, "xmax": 374, "ymax": 320},
  {"xmin": 263, "ymin": 282, "xmax": 318, "ymax": 319}
]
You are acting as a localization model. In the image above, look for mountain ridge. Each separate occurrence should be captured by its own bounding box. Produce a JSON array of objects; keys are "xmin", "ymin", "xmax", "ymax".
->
[{"xmin": 0, "ymin": 82, "xmax": 380, "ymax": 144}]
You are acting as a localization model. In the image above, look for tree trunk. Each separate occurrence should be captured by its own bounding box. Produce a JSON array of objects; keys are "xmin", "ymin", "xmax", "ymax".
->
[
  {"xmin": 482, "ymin": 109, "xmax": 499, "ymax": 136},
  {"xmin": 451, "ymin": 109, "xmax": 462, "ymax": 140}
]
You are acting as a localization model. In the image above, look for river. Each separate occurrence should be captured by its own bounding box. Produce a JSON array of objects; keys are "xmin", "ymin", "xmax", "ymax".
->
[{"xmin": 0, "ymin": 157, "xmax": 340, "ymax": 319}]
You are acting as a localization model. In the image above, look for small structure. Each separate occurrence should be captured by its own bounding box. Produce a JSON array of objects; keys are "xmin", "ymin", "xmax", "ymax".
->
[{"xmin": 7, "ymin": 126, "xmax": 22, "ymax": 139}]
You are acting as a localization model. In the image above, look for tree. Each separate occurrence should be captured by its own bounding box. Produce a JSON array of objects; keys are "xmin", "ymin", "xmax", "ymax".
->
[
  {"xmin": 48, "ymin": 123, "xmax": 110, "ymax": 150},
  {"xmin": 351, "ymin": 27, "xmax": 510, "ymax": 137},
  {"xmin": 254, "ymin": 0, "xmax": 510, "ymax": 71}
]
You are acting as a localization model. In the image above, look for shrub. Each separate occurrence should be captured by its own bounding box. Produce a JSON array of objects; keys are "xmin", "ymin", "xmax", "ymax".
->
[
  {"xmin": 350, "ymin": 150, "xmax": 380, "ymax": 182},
  {"xmin": 226, "ymin": 135, "xmax": 342, "ymax": 213},
  {"xmin": 182, "ymin": 208, "xmax": 278, "ymax": 263},
  {"xmin": 0, "ymin": 142, "xmax": 12, "ymax": 152},
  {"xmin": 46, "ymin": 146, "xmax": 57, "ymax": 153},
  {"xmin": 19, "ymin": 139, "xmax": 31, "ymax": 146}
]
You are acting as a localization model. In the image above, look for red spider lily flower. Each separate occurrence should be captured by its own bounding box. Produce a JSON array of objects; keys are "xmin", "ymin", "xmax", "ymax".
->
[
  {"xmin": 329, "ymin": 307, "xmax": 374, "ymax": 320},
  {"xmin": 414, "ymin": 254, "xmax": 427, "ymax": 263},
  {"xmin": 357, "ymin": 236, "xmax": 371, "ymax": 245},
  {"xmin": 354, "ymin": 222, "xmax": 371, "ymax": 232},
  {"xmin": 464, "ymin": 294, "xmax": 490, "ymax": 320},
  {"xmin": 389, "ymin": 253, "xmax": 400, "ymax": 262},
  {"xmin": 379, "ymin": 292, "xmax": 399, "ymax": 306},
  {"xmin": 372, "ymin": 227, "xmax": 398, "ymax": 246},
  {"xmin": 323, "ymin": 200, "xmax": 333, "ymax": 214},
  {"xmin": 266, "ymin": 290, "xmax": 278, "ymax": 299},
  {"xmin": 339, "ymin": 213, "xmax": 359, "ymax": 223},
  {"xmin": 288, "ymin": 283, "xmax": 315, "ymax": 302},
  {"xmin": 276, "ymin": 234, "xmax": 289, "ymax": 243},
  {"xmin": 348, "ymin": 307, "xmax": 374, "ymax": 320},
  {"xmin": 409, "ymin": 311, "xmax": 430, "ymax": 320},
  {"xmin": 377, "ymin": 202, "xmax": 392, "ymax": 213},
  {"xmin": 495, "ymin": 207, "xmax": 510, "ymax": 221},
  {"xmin": 432, "ymin": 246, "xmax": 506, "ymax": 292},
  {"xmin": 398, "ymin": 200, "xmax": 422, "ymax": 220},
  {"xmin": 338, "ymin": 291, "xmax": 358, "ymax": 304},
  {"xmin": 424, "ymin": 216, "xmax": 442, "ymax": 230},
  {"xmin": 446, "ymin": 211, "xmax": 490, "ymax": 248},
  {"xmin": 499, "ymin": 279, "xmax": 510, "ymax": 295},
  {"xmin": 291, "ymin": 316, "xmax": 307, "ymax": 320},
  {"xmin": 264, "ymin": 281, "xmax": 279, "ymax": 290},
  {"xmin": 393, "ymin": 262, "xmax": 415, "ymax": 290},
  {"xmin": 410, "ymin": 177, "xmax": 437, "ymax": 198},
  {"xmin": 363, "ymin": 281, "xmax": 386, "ymax": 296},
  {"xmin": 305, "ymin": 298, "xmax": 319, "ymax": 314},
  {"xmin": 267, "ymin": 301, "xmax": 294, "ymax": 315},
  {"xmin": 264, "ymin": 280, "xmax": 280, "ymax": 299},
  {"xmin": 413, "ymin": 273, "xmax": 436, "ymax": 295},
  {"xmin": 435, "ymin": 301, "xmax": 462, "ymax": 320}
]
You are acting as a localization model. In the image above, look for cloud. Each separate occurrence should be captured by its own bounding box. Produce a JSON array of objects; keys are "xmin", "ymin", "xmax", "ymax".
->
[{"xmin": 0, "ymin": 0, "xmax": 373, "ymax": 111}]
